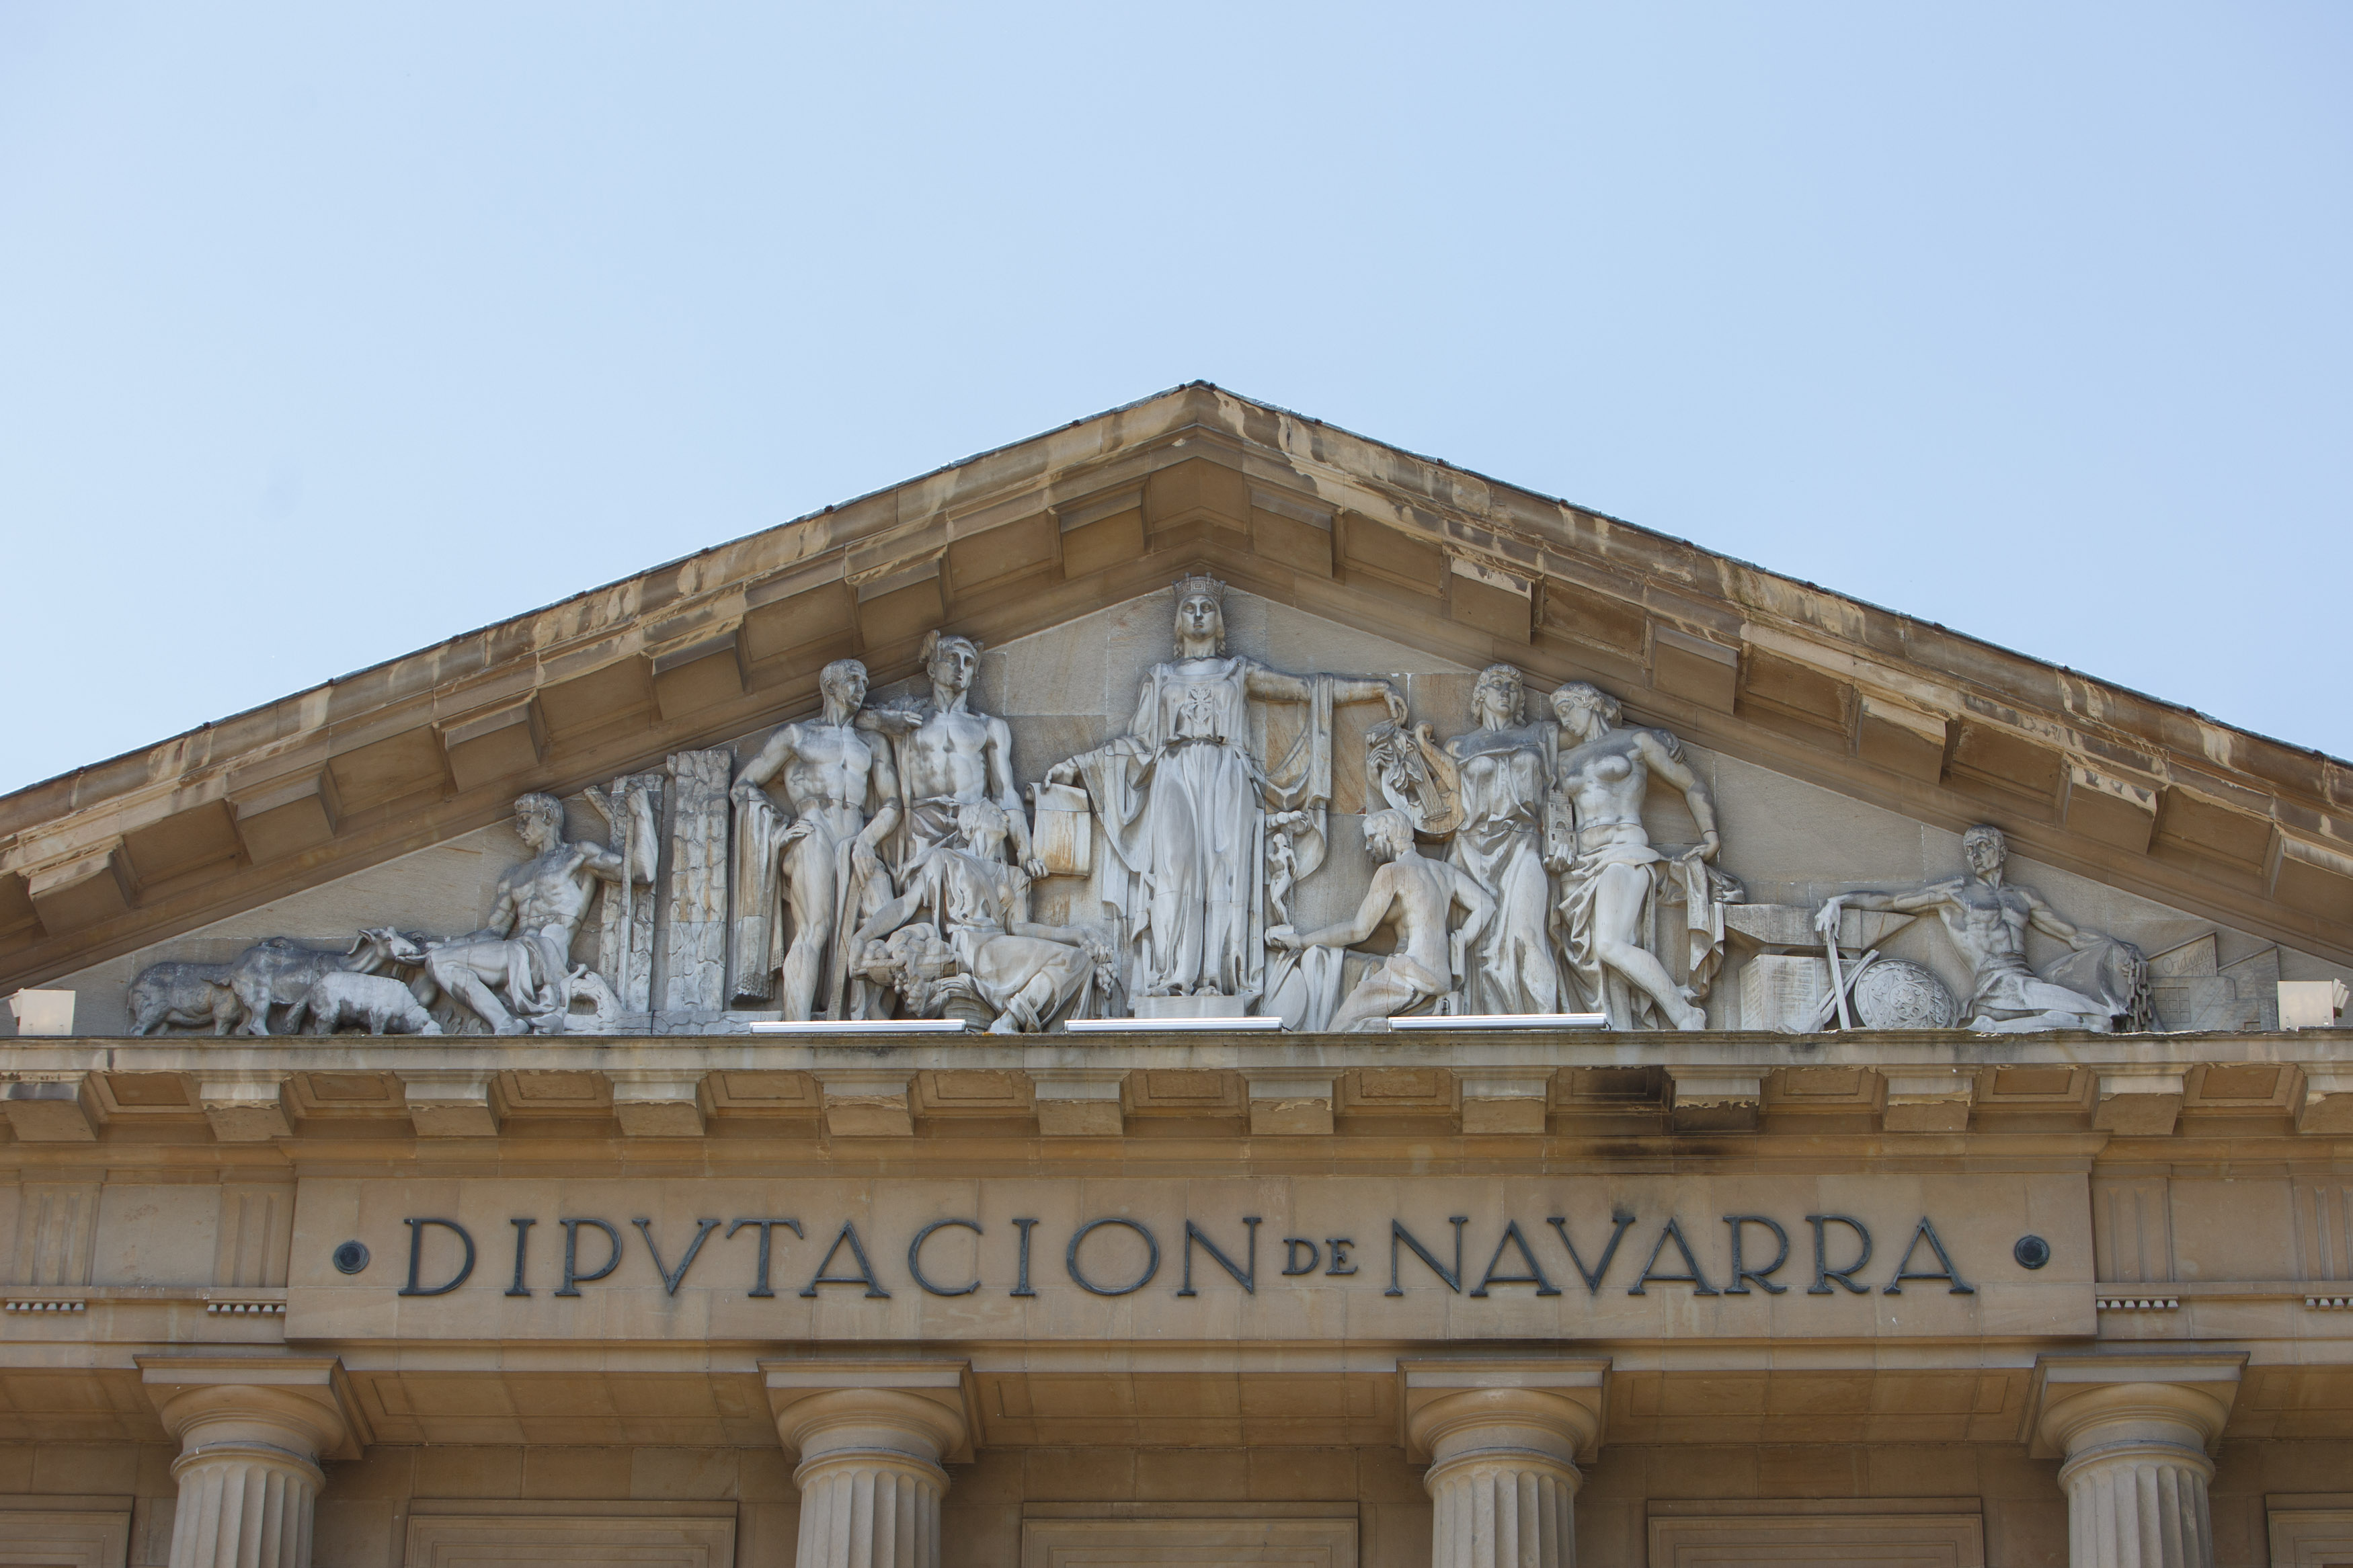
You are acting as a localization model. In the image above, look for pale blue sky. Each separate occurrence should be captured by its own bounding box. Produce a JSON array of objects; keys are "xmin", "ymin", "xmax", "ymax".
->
[{"xmin": 3, "ymin": 4, "xmax": 2348, "ymax": 794}]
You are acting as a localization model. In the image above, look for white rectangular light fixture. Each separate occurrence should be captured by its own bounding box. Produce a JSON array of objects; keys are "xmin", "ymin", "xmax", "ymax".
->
[
  {"xmin": 5, "ymin": 990, "xmax": 75, "ymax": 1038},
  {"xmin": 747, "ymin": 1018, "xmax": 971, "ymax": 1034},
  {"xmin": 1062, "ymin": 1016, "xmax": 1287, "ymax": 1032},
  {"xmin": 1390, "ymin": 1013, "xmax": 1609, "ymax": 1030}
]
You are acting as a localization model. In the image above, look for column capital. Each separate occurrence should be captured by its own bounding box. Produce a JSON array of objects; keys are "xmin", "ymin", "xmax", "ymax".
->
[
  {"xmin": 2024, "ymin": 1352, "xmax": 2244, "ymax": 1462},
  {"xmin": 1399, "ymin": 1358, "xmax": 1610, "ymax": 1466},
  {"xmin": 762, "ymin": 1358, "xmax": 978, "ymax": 1464},
  {"xmin": 137, "ymin": 1353, "xmax": 368, "ymax": 1463}
]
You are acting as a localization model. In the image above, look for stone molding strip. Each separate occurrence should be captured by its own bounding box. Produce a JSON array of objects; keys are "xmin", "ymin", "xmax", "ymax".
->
[{"xmin": 1, "ymin": 1032, "xmax": 2348, "ymax": 1141}]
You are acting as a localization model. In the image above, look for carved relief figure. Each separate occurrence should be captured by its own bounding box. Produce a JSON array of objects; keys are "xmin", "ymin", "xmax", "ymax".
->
[
  {"xmin": 283, "ymin": 972, "xmax": 440, "ymax": 1036},
  {"xmin": 852, "ymin": 799, "xmax": 1112, "ymax": 1032},
  {"xmin": 731, "ymin": 659, "xmax": 901, "ymax": 1020},
  {"xmin": 1816, "ymin": 823, "xmax": 2146, "ymax": 1032},
  {"xmin": 127, "ymin": 961, "xmax": 238, "ymax": 1036},
  {"xmin": 1267, "ymin": 809, "xmax": 1494, "ymax": 1032},
  {"xmin": 1546, "ymin": 682, "xmax": 1730, "ymax": 1031},
  {"xmin": 865, "ymin": 632, "xmax": 1037, "ymax": 872},
  {"xmin": 1046, "ymin": 577, "xmax": 1402, "ymax": 1003},
  {"xmin": 219, "ymin": 927, "xmax": 420, "ymax": 1037},
  {"xmin": 412, "ymin": 792, "xmax": 655, "ymax": 1034},
  {"xmin": 1440, "ymin": 664, "xmax": 1562, "ymax": 1015}
]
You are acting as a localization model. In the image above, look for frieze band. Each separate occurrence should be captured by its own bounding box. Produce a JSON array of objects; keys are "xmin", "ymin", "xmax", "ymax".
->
[{"xmin": 130, "ymin": 578, "xmax": 2163, "ymax": 1038}]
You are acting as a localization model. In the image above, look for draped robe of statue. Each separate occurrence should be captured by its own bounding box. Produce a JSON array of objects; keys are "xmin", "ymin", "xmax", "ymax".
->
[
  {"xmin": 1068, "ymin": 657, "xmax": 1339, "ymax": 1004},
  {"xmin": 1545, "ymin": 726, "xmax": 1733, "ymax": 1032},
  {"xmin": 1445, "ymin": 726, "xmax": 1564, "ymax": 1016}
]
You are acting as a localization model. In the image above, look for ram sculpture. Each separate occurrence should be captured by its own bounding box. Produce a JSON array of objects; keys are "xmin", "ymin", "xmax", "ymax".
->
[{"xmin": 283, "ymin": 971, "xmax": 441, "ymax": 1036}]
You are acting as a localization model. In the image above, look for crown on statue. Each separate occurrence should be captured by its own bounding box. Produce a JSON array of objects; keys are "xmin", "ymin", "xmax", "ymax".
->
[{"xmin": 1173, "ymin": 573, "xmax": 1227, "ymax": 610}]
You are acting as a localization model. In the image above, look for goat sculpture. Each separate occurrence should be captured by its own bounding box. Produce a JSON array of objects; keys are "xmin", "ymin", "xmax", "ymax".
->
[{"xmin": 221, "ymin": 927, "xmax": 419, "ymax": 1036}]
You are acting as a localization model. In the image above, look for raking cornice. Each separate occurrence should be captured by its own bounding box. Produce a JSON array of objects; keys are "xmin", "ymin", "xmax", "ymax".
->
[{"xmin": 4, "ymin": 381, "xmax": 2350, "ymax": 989}]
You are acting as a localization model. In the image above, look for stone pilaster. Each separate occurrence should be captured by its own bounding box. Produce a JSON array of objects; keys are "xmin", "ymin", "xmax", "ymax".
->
[
  {"xmin": 1402, "ymin": 1360, "xmax": 1609, "ymax": 1568},
  {"xmin": 2028, "ymin": 1354, "xmax": 2244, "ymax": 1568},
  {"xmin": 138, "ymin": 1357, "xmax": 362, "ymax": 1568},
  {"xmin": 764, "ymin": 1361, "xmax": 978, "ymax": 1568}
]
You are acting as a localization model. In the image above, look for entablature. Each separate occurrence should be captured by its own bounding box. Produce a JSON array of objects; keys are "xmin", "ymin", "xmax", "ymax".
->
[{"xmin": 3, "ymin": 1029, "xmax": 2351, "ymax": 1152}]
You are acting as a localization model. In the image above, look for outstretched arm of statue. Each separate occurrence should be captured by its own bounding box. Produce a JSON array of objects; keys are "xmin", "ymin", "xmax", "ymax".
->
[
  {"xmin": 852, "ymin": 884, "xmax": 928, "ymax": 950},
  {"xmin": 733, "ymin": 726, "xmax": 798, "ymax": 802},
  {"xmin": 1816, "ymin": 880, "xmax": 1960, "ymax": 936},
  {"xmin": 1242, "ymin": 663, "xmax": 1315, "ymax": 704},
  {"xmin": 483, "ymin": 876, "xmax": 523, "ymax": 940},
  {"xmin": 2021, "ymin": 886, "xmax": 2100, "ymax": 949},
  {"xmin": 853, "ymin": 739, "xmax": 902, "ymax": 876},
  {"xmin": 629, "ymin": 787, "xmax": 658, "ymax": 881},
  {"xmin": 1449, "ymin": 871, "xmax": 1496, "ymax": 982},
  {"xmin": 984, "ymin": 717, "xmax": 1038, "ymax": 869},
  {"xmin": 573, "ymin": 838, "xmax": 635, "ymax": 887},
  {"xmin": 854, "ymin": 704, "xmax": 924, "ymax": 737},
  {"xmin": 576, "ymin": 786, "xmax": 652, "ymax": 886},
  {"xmin": 1543, "ymin": 795, "xmax": 1578, "ymax": 874},
  {"xmin": 1640, "ymin": 731, "xmax": 1722, "ymax": 863},
  {"xmin": 1318, "ymin": 674, "xmax": 1408, "ymax": 722},
  {"xmin": 1271, "ymin": 866, "xmax": 1396, "ymax": 952}
]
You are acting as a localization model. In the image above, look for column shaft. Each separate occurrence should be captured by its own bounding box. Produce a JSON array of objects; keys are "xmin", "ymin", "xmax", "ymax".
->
[
  {"xmin": 167, "ymin": 1448, "xmax": 323, "ymax": 1568},
  {"xmin": 2062, "ymin": 1442, "xmax": 2215, "ymax": 1568},
  {"xmin": 793, "ymin": 1452, "xmax": 945, "ymax": 1568},
  {"xmin": 771, "ymin": 1385, "xmax": 968, "ymax": 1568},
  {"xmin": 2037, "ymin": 1379, "xmax": 2232, "ymax": 1568},
  {"xmin": 1410, "ymin": 1388, "xmax": 1599, "ymax": 1568},
  {"xmin": 1428, "ymin": 1454, "xmax": 1577, "ymax": 1568}
]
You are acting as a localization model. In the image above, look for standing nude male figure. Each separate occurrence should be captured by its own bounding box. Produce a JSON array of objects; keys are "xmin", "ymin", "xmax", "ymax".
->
[
  {"xmin": 731, "ymin": 659, "xmax": 901, "ymax": 1020},
  {"xmin": 1268, "ymin": 809, "xmax": 1494, "ymax": 1032},
  {"xmin": 1817, "ymin": 823, "xmax": 2126, "ymax": 1032}
]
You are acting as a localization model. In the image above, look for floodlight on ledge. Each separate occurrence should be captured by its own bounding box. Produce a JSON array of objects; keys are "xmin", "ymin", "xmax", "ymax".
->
[
  {"xmin": 1063, "ymin": 1016, "xmax": 1287, "ymax": 1032},
  {"xmin": 748, "ymin": 1019, "xmax": 972, "ymax": 1034},
  {"xmin": 1390, "ymin": 1013, "xmax": 1609, "ymax": 1031}
]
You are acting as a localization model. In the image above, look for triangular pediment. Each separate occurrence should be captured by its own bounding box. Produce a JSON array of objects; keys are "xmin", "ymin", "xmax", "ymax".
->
[{"xmin": 6, "ymin": 383, "xmax": 2352, "ymax": 1028}]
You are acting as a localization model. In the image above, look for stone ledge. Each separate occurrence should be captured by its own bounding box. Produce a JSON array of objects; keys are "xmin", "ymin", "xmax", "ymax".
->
[{"xmin": 0, "ymin": 1030, "xmax": 2348, "ymax": 1143}]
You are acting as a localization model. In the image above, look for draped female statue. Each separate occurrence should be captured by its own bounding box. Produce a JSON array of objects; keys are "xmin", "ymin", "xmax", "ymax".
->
[
  {"xmin": 1441, "ymin": 663, "xmax": 1563, "ymax": 1015},
  {"xmin": 1047, "ymin": 576, "xmax": 1402, "ymax": 1005}
]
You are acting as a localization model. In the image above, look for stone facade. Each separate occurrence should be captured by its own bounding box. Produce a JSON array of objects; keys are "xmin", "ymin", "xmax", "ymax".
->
[{"xmin": 3, "ymin": 386, "xmax": 2352, "ymax": 1568}]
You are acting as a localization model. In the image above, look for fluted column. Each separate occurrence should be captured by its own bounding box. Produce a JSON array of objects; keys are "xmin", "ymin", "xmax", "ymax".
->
[
  {"xmin": 1408, "ymin": 1386, "xmax": 1603, "ymax": 1568},
  {"xmin": 765, "ymin": 1363, "xmax": 976, "ymax": 1568},
  {"xmin": 2031, "ymin": 1357, "xmax": 2241, "ymax": 1568},
  {"xmin": 147, "ymin": 1380, "xmax": 350, "ymax": 1568}
]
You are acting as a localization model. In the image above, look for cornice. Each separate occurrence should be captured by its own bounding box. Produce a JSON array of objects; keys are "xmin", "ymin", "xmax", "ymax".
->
[{"xmin": 3, "ymin": 382, "xmax": 2350, "ymax": 989}]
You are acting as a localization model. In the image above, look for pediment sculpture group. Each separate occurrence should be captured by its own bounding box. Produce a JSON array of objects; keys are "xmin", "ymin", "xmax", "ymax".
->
[{"xmin": 126, "ymin": 577, "xmax": 2149, "ymax": 1038}]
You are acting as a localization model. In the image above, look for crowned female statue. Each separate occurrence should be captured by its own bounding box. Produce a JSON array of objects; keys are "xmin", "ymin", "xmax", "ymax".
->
[{"xmin": 1046, "ymin": 576, "xmax": 1404, "ymax": 1006}]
